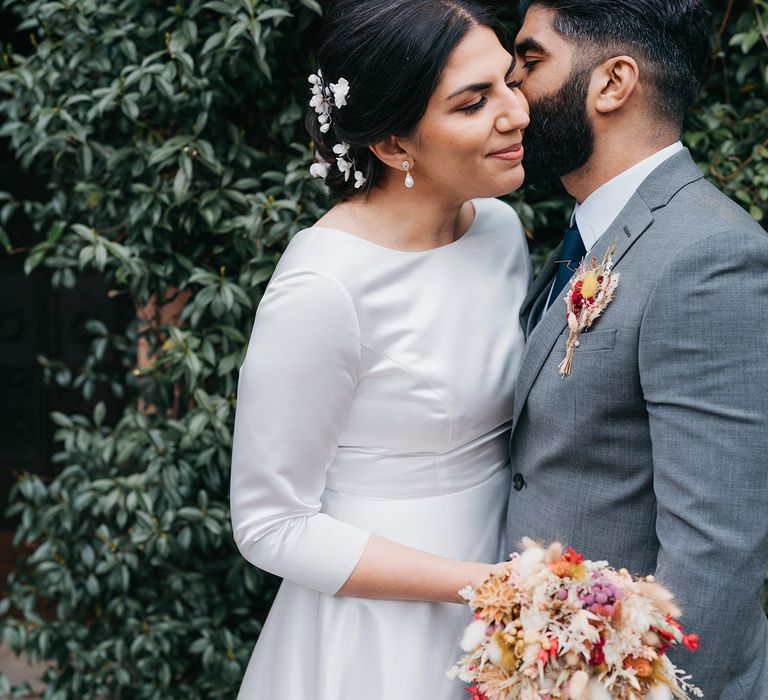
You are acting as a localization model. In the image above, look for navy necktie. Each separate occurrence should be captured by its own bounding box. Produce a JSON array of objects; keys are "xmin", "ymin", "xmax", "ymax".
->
[{"xmin": 547, "ymin": 224, "xmax": 587, "ymax": 310}]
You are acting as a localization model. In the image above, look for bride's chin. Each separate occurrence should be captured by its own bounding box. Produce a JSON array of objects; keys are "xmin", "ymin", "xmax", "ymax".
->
[{"xmin": 485, "ymin": 170, "xmax": 526, "ymax": 198}]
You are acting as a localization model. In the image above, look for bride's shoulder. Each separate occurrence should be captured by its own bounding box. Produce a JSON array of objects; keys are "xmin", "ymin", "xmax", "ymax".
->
[
  {"xmin": 270, "ymin": 224, "xmax": 359, "ymax": 292},
  {"xmin": 278, "ymin": 225, "xmax": 339, "ymax": 267},
  {"xmin": 472, "ymin": 197, "xmax": 526, "ymax": 242}
]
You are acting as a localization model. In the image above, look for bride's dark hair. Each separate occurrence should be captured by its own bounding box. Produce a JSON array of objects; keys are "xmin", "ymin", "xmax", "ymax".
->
[{"xmin": 307, "ymin": 0, "xmax": 506, "ymax": 201}]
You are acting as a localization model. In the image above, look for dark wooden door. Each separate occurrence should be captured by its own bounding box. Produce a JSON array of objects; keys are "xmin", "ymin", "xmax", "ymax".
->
[{"xmin": 0, "ymin": 8, "xmax": 128, "ymax": 513}]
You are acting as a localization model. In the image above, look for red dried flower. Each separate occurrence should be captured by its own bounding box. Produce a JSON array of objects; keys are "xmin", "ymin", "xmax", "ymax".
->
[
  {"xmin": 683, "ymin": 634, "xmax": 700, "ymax": 652},
  {"xmin": 590, "ymin": 636, "xmax": 606, "ymax": 666},
  {"xmin": 465, "ymin": 685, "xmax": 489, "ymax": 700},
  {"xmin": 564, "ymin": 548, "xmax": 584, "ymax": 564}
]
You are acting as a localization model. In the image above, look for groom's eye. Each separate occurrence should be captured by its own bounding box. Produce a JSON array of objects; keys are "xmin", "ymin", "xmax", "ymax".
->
[
  {"xmin": 523, "ymin": 59, "xmax": 540, "ymax": 70},
  {"xmin": 506, "ymin": 80, "xmax": 523, "ymax": 90}
]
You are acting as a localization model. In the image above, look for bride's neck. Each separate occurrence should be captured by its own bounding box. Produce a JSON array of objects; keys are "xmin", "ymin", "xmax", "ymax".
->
[{"xmin": 318, "ymin": 183, "xmax": 472, "ymax": 252}]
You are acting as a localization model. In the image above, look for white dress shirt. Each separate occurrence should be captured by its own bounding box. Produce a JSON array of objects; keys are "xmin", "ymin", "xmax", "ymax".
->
[
  {"xmin": 573, "ymin": 141, "xmax": 684, "ymax": 250},
  {"xmin": 542, "ymin": 141, "xmax": 684, "ymax": 314}
]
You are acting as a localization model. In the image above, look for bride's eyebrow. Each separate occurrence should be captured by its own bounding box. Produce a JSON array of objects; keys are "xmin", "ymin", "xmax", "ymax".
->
[{"xmin": 446, "ymin": 57, "xmax": 517, "ymax": 100}]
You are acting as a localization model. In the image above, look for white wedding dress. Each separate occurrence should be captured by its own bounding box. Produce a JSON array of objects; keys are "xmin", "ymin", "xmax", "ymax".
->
[{"xmin": 230, "ymin": 197, "xmax": 530, "ymax": 700}]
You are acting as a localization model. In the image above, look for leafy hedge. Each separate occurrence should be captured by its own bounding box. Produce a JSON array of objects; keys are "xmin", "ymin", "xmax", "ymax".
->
[{"xmin": 0, "ymin": 0, "xmax": 765, "ymax": 697}]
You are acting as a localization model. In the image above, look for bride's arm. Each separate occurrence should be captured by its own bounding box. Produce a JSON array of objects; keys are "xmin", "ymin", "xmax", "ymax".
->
[
  {"xmin": 338, "ymin": 535, "xmax": 493, "ymax": 603},
  {"xmin": 231, "ymin": 267, "xmax": 488, "ymax": 602}
]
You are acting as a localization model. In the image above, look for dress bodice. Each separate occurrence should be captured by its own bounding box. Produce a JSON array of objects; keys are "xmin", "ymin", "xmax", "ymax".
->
[
  {"xmin": 275, "ymin": 198, "xmax": 530, "ymax": 497},
  {"xmin": 230, "ymin": 197, "xmax": 531, "ymax": 594}
]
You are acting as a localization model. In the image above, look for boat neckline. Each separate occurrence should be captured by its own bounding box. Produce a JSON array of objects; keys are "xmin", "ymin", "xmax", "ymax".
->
[{"xmin": 308, "ymin": 200, "xmax": 481, "ymax": 255}]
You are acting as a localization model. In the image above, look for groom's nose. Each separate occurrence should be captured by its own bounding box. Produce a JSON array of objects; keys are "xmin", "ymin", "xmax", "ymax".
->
[{"xmin": 511, "ymin": 57, "xmax": 524, "ymax": 84}]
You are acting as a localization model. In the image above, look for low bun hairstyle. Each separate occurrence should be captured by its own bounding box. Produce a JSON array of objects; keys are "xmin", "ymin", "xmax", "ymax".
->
[{"xmin": 307, "ymin": 0, "xmax": 506, "ymax": 202}]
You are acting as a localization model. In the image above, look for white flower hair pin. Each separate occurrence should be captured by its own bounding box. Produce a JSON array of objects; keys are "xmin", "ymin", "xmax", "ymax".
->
[
  {"xmin": 308, "ymin": 70, "xmax": 334, "ymax": 134},
  {"xmin": 309, "ymin": 151, "xmax": 330, "ymax": 179},
  {"xmin": 308, "ymin": 70, "xmax": 366, "ymax": 189}
]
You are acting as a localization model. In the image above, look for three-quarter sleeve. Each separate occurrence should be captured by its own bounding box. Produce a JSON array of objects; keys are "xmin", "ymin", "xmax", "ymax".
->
[{"xmin": 230, "ymin": 267, "xmax": 371, "ymax": 595}]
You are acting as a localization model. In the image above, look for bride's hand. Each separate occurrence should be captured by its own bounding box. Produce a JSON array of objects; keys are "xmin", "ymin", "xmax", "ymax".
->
[
  {"xmin": 467, "ymin": 561, "xmax": 510, "ymax": 591},
  {"xmin": 490, "ymin": 561, "xmax": 511, "ymax": 577}
]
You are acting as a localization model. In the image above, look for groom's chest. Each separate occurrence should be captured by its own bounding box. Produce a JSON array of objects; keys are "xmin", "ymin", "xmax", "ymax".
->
[{"xmin": 519, "ymin": 258, "xmax": 656, "ymax": 429}]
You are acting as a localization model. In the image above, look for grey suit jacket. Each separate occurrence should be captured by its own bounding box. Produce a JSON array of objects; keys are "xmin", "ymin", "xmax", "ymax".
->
[{"xmin": 507, "ymin": 149, "xmax": 768, "ymax": 699}]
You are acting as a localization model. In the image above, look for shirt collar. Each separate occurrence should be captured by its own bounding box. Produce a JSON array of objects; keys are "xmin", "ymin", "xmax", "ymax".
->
[{"xmin": 571, "ymin": 141, "xmax": 684, "ymax": 251}]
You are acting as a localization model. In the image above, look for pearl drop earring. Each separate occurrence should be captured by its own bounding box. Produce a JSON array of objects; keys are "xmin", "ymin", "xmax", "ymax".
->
[{"xmin": 402, "ymin": 160, "xmax": 414, "ymax": 189}]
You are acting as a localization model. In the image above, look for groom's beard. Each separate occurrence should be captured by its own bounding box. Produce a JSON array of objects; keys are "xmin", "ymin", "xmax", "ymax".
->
[{"xmin": 522, "ymin": 65, "xmax": 595, "ymax": 187}]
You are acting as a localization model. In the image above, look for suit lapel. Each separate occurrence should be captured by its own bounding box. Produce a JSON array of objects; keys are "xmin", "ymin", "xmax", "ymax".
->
[
  {"xmin": 511, "ymin": 149, "xmax": 705, "ymax": 429},
  {"xmin": 526, "ymin": 279, "xmax": 553, "ymax": 339},
  {"xmin": 521, "ymin": 244, "xmax": 561, "ymax": 340}
]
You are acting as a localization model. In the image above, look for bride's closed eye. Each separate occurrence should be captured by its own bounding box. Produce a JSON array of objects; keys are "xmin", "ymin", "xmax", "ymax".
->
[
  {"xmin": 459, "ymin": 79, "xmax": 523, "ymax": 113},
  {"xmin": 459, "ymin": 97, "xmax": 488, "ymax": 113}
]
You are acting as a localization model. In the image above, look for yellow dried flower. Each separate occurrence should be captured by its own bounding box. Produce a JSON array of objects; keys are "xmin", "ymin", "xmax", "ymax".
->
[
  {"xmin": 580, "ymin": 270, "xmax": 599, "ymax": 299},
  {"xmin": 570, "ymin": 563, "xmax": 588, "ymax": 581},
  {"xmin": 492, "ymin": 631, "xmax": 521, "ymax": 672}
]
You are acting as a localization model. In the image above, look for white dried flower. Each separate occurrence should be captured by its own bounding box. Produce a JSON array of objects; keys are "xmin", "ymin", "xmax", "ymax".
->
[
  {"xmin": 330, "ymin": 77, "xmax": 349, "ymax": 108},
  {"xmin": 517, "ymin": 545, "xmax": 545, "ymax": 579},
  {"xmin": 458, "ymin": 585, "xmax": 475, "ymax": 602},
  {"xmin": 332, "ymin": 142, "xmax": 350, "ymax": 158},
  {"xmin": 645, "ymin": 685, "xmax": 673, "ymax": 700},
  {"xmin": 486, "ymin": 634, "xmax": 503, "ymax": 664},
  {"xmin": 459, "ymin": 619, "xmax": 487, "ymax": 652},
  {"xmin": 620, "ymin": 593, "xmax": 659, "ymax": 633},
  {"xmin": 636, "ymin": 580, "xmax": 682, "ymax": 619},
  {"xmin": 336, "ymin": 157, "xmax": 352, "ymax": 181},
  {"xmin": 309, "ymin": 92, "xmax": 327, "ymax": 110},
  {"xmin": 309, "ymin": 161, "xmax": 330, "ymax": 179},
  {"xmin": 568, "ymin": 670, "xmax": 590, "ymax": 700},
  {"xmin": 354, "ymin": 170, "xmax": 366, "ymax": 189},
  {"xmin": 586, "ymin": 678, "xmax": 613, "ymax": 700},
  {"xmin": 309, "ymin": 152, "xmax": 330, "ymax": 179}
]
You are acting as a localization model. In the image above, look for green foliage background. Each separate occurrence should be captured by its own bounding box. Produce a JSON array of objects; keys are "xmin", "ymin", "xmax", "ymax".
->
[{"xmin": 0, "ymin": 0, "xmax": 765, "ymax": 697}]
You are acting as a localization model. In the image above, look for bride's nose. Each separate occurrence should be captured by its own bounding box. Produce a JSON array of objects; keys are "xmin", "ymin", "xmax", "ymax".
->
[{"xmin": 496, "ymin": 92, "xmax": 530, "ymax": 133}]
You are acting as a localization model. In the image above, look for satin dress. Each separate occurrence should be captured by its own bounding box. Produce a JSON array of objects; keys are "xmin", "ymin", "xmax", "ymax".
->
[{"xmin": 230, "ymin": 197, "xmax": 531, "ymax": 700}]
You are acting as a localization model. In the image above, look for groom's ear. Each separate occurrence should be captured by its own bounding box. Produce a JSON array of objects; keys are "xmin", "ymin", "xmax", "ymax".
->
[
  {"xmin": 592, "ymin": 56, "xmax": 640, "ymax": 114},
  {"xmin": 369, "ymin": 136, "xmax": 412, "ymax": 172}
]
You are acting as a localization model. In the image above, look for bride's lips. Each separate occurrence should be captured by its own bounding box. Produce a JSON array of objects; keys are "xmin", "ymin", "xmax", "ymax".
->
[{"xmin": 488, "ymin": 143, "xmax": 524, "ymax": 161}]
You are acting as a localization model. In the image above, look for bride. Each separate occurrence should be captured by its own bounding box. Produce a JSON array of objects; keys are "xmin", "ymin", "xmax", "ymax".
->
[{"xmin": 230, "ymin": 1, "xmax": 531, "ymax": 697}]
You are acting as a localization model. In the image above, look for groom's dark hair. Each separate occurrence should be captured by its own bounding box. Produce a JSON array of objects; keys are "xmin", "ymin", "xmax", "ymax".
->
[{"xmin": 519, "ymin": 0, "xmax": 711, "ymax": 128}]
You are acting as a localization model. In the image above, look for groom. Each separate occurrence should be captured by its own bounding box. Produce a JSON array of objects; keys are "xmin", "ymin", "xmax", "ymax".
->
[{"xmin": 506, "ymin": 0, "xmax": 768, "ymax": 697}]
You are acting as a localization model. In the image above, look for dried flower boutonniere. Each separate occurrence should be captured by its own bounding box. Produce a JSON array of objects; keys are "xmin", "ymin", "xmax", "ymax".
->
[{"xmin": 558, "ymin": 241, "xmax": 620, "ymax": 377}]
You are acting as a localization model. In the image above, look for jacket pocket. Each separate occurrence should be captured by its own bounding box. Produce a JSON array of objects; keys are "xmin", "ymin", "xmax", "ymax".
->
[{"xmin": 575, "ymin": 328, "xmax": 617, "ymax": 352}]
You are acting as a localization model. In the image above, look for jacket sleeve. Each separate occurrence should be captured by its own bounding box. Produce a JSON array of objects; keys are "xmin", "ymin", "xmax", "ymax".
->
[
  {"xmin": 639, "ymin": 228, "xmax": 768, "ymax": 697},
  {"xmin": 230, "ymin": 267, "xmax": 371, "ymax": 595}
]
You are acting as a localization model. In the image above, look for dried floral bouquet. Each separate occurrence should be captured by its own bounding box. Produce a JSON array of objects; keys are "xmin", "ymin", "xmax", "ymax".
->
[{"xmin": 449, "ymin": 540, "xmax": 701, "ymax": 700}]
